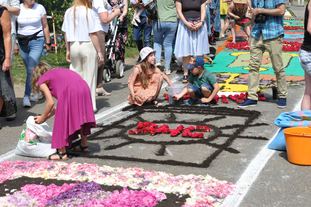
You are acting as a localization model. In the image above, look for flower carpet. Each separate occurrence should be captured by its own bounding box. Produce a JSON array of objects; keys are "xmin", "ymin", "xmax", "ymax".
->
[
  {"xmin": 210, "ymin": 18, "xmax": 305, "ymax": 92},
  {"xmin": 0, "ymin": 160, "xmax": 234, "ymax": 207}
]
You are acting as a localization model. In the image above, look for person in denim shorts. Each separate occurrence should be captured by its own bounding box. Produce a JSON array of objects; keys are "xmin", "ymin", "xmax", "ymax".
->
[{"xmin": 300, "ymin": 0, "xmax": 311, "ymax": 110}]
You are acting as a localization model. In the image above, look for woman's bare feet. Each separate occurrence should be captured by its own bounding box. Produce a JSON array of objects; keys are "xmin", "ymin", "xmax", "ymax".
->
[{"xmin": 96, "ymin": 87, "xmax": 111, "ymax": 96}]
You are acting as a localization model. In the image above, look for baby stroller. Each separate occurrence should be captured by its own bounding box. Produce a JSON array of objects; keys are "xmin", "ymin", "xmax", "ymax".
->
[{"xmin": 103, "ymin": 18, "xmax": 125, "ymax": 82}]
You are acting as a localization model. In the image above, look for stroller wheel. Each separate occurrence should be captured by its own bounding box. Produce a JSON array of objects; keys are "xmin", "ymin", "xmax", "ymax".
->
[
  {"xmin": 115, "ymin": 60, "xmax": 125, "ymax": 78},
  {"xmin": 103, "ymin": 68, "xmax": 111, "ymax": 82}
]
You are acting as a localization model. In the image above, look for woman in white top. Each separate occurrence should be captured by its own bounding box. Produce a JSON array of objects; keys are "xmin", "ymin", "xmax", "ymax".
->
[
  {"xmin": 17, "ymin": 0, "xmax": 50, "ymax": 108},
  {"xmin": 92, "ymin": 0, "xmax": 122, "ymax": 96},
  {"xmin": 62, "ymin": 0, "xmax": 104, "ymax": 112}
]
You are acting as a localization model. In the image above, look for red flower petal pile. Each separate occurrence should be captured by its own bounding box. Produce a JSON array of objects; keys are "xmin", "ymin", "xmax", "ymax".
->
[
  {"xmin": 282, "ymin": 41, "xmax": 302, "ymax": 52},
  {"xmin": 226, "ymin": 41, "xmax": 250, "ymax": 50},
  {"xmin": 128, "ymin": 122, "xmax": 211, "ymax": 139},
  {"xmin": 284, "ymin": 26, "xmax": 304, "ymax": 30},
  {"xmin": 226, "ymin": 40, "xmax": 302, "ymax": 51},
  {"xmin": 217, "ymin": 92, "xmax": 267, "ymax": 104}
]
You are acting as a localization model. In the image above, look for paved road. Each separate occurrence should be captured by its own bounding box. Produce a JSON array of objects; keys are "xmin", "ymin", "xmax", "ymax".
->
[{"xmin": 1, "ymin": 4, "xmax": 310, "ymax": 207}]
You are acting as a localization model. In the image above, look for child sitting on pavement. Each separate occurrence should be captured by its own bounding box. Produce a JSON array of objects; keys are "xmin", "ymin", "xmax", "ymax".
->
[
  {"xmin": 174, "ymin": 56, "xmax": 220, "ymax": 104},
  {"xmin": 227, "ymin": 0, "xmax": 251, "ymax": 43}
]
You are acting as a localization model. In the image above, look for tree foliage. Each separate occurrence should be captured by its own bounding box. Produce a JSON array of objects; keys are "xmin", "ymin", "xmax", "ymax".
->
[
  {"xmin": 37, "ymin": 0, "xmax": 135, "ymax": 47},
  {"xmin": 37, "ymin": 0, "xmax": 71, "ymax": 32}
]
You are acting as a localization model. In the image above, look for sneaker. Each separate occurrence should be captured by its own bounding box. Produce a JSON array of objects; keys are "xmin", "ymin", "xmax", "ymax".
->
[
  {"xmin": 164, "ymin": 69, "xmax": 171, "ymax": 75},
  {"xmin": 277, "ymin": 98, "xmax": 287, "ymax": 108},
  {"xmin": 30, "ymin": 92, "xmax": 43, "ymax": 102},
  {"xmin": 182, "ymin": 75, "xmax": 188, "ymax": 83},
  {"xmin": 6, "ymin": 113, "xmax": 16, "ymax": 121},
  {"xmin": 238, "ymin": 98, "xmax": 257, "ymax": 108},
  {"xmin": 23, "ymin": 96, "xmax": 31, "ymax": 108}
]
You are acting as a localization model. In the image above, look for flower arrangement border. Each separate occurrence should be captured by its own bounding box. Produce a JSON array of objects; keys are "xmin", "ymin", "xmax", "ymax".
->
[
  {"xmin": 86, "ymin": 105, "xmax": 268, "ymax": 168},
  {"xmin": 0, "ymin": 161, "xmax": 234, "ymax": 207}
]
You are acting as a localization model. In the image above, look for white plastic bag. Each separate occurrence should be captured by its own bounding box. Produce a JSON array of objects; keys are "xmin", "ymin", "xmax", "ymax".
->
[
  {"xmin": 15, "ymin": 116, "xmax": 56, "ymax": 158},
  {"xmin": 25, "ymin": 116, "xmax": 52, "ymax": 143}
]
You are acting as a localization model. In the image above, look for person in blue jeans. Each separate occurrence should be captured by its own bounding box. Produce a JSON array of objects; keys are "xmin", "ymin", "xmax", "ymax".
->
[
  {"xmin": 153, "ymin": 0, "xmax": 177, "ymax": 75},
  {"xmin": 174, "ymin": 56, "xmax": 220, "ymax": 104},
  {"xmin": 17, "ymin": 0, "xmax": 51, "ymax": 107},
  {"xmin": 131, "ymin": 0, "xmax": 152, "ymax": 61}
]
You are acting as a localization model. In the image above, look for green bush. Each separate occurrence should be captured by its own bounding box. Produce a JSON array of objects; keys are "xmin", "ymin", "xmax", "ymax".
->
[{"xmin": 38, "ymin": 1, "xmax": 136, "ymax": 49}]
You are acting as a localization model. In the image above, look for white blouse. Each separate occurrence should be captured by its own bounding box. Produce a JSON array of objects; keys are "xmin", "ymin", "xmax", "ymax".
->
[
  {"xmin": 62, "ymin": 6, "xmax": 101, "ymax": 42},
  {"xmin": 92, "ymin": 0, "xmax": 112, "ymax": 33}
]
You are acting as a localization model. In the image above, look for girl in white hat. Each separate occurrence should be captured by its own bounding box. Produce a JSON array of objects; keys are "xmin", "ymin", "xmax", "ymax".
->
[{"xmin": 128, "ymin": 47, "xmax": 173, "ymax": 106}]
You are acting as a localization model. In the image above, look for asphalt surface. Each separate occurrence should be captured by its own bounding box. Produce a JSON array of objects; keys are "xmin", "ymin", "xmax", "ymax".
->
[{"xmin": 0, "ymin": 4, "xmax": 310, "ymax": 207}]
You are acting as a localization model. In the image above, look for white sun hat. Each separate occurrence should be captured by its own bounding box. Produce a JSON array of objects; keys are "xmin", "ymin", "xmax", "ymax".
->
[{"xmin": 139, "ymin": 47, "xmax": 155, "ymax": 62}]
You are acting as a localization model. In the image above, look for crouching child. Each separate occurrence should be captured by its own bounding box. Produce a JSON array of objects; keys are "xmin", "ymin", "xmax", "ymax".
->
[{"xmin": 174, "ymin": 56, "xmax": 220, "ymax": 104}]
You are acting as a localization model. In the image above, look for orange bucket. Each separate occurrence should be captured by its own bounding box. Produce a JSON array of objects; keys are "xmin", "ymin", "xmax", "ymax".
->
[{"xmin": 284, "ymin": 127, "xmax": 311, "ymax": 165}]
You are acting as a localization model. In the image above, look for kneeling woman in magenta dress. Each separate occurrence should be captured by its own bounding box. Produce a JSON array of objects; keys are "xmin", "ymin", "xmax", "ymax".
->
[
  {"xmin": 128, "ymin": 47, "xmax": 173, "ymax": 106},
  {"xmin": 32, "ymin": 63, "xmax": 96, "ymax": 160}
]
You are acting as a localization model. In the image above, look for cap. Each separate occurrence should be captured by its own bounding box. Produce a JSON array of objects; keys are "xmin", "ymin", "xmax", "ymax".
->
[
  {"xmin": 186, "ymin": 56, "xmax": 205, "ymax": 71},
  {"xmin": 139, "ymin": 47, "xmax": 155, "ymax": 62},
  {"xmin": 194, "ymin": 56, "xmax": 205, "ymax": 68}
]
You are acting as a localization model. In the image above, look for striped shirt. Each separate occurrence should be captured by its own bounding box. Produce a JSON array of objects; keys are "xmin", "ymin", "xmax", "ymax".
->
[{"xmin": 251, "ymin": 0, "xmax": 285, "ymax": 40}]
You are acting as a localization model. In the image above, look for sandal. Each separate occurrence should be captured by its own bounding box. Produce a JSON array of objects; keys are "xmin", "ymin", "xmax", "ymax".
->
[{"xmin": 48, "ymin": 150, "xmax": 68, "ymax": 160}]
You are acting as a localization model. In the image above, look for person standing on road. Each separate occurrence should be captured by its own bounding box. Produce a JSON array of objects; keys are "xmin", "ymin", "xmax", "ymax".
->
[
  {"xmin": 62, "ymin": 0, "xmax": 104, "ymax": 112},
  {"xmin": 299, "ymin": 0, "xmax": 311, "ymax": 110},
  {"xmin": 130, "ymin": 0, "xmax": 153, "ymax": 61},
  {"xmin": 153, "ymin": 0, "xmax": 177, "ymax": 75},
  {"xmin": 0, "ymin": 6, "xmax": 16, "ymax": 123},
  {"xmin": 174, "ymin": 0, "xmax": 210, "ymax": 83},
  {"xmin": 0, "ymin": 0, "xmax": 19, "ymax": 121},
  {"xmin": 238, "ymin": 0, "xmax": 287, "ymax": 108},
  {"xmin": 92, "ymin": 0, "xmax": 124, "ymax": 96},
  {"xmin": 17, "ymin": 0, "xmax": 51, "ymax": 108},
  {"xmin": 0, "ymin": 0, "xmax": 19, "ymax": 59}
]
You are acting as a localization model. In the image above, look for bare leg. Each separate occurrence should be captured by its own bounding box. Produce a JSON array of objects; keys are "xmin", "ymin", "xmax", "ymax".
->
[
  {"xmin": 220, "ymin": 18, "xmax": 225, "ymax": 37},
  {"xmin": 182, "ymin": 56, "xmax": 189, "ymax": 77},
  {"xmin": 80, "ymin": 129, "xmax": 88, "ymax": 148},
  {"xmin": 301, "ymin": 73, "xmax": 311, "ymax": 110},
  {"xmin": 231, "ymin": 26, "xmax": 236, "ymax": 43},
  {"xmin": 200, "ymin": 87, "xmax": 212, "ymax": 103},
  {"xmin": 220, "ymin": 17, "xmax": 230, "ymax": 38},
  {"xmin": 97, "ymin": 65, "xmax": 104, "ymax": 88},
  {"xmin": 188, "ymin": 90, "xmax": 196, "ymax": 99},
  {"xmin": 244, "ymin": 26, "xmax": 251, "ymax": 41},
  {"xmin": 96, "ymin": 31, "xmax": 111, "ymax": 96}
]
